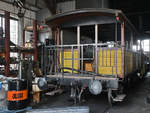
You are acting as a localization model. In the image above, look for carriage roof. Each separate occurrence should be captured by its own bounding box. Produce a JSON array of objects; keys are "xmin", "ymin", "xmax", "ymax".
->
[{"xmin": 46, "ymin": 8, "xmax": 138, "ymax": 34}]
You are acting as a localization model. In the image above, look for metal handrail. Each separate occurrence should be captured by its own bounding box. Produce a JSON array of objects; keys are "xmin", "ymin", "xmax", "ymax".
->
[
  {"xmin": 45, "ymin": 43, "xmax": 122, "ymax": 77},
  {"xmin": 46, "ymin": 43, "xmax": 121, "ymax": 48}
]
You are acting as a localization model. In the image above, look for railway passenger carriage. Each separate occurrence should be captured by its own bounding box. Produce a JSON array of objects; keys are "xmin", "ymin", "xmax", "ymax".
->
[{"xmin": 40, "ymin": 9, "xmax": 149, "ymax": 105}]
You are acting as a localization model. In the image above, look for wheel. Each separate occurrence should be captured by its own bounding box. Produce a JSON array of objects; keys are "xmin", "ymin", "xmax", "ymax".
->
[{"xmin": 108, "ymin": 89, "xmax": 114, "ymax": 107}]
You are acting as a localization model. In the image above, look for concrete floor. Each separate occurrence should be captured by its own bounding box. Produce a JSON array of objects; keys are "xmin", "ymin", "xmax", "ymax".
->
[{"xmin": 33, "ymin": 73, "xmax": 150, "ymax": 113}]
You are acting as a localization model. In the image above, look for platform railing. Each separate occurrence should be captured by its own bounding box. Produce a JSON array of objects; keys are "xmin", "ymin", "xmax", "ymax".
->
[{"xmin": 45, "ymin": 43, "xmax": 121, "ymax": 77}]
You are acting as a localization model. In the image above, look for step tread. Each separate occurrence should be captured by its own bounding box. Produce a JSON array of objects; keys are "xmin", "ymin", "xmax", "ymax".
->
[{"xmin": 113, "ymin": 94, "xmax": 126, "ymax": 102}]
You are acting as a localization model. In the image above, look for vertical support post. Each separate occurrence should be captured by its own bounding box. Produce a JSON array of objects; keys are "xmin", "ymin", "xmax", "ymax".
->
[
  {"xmin": 18, "ymin": 18, "xmax": 24, "ymax": 79},
  {"xmin": 22, "ymin": 29, "xmax": 25, "ymax": 59},
  {"xmin": 121, "ymin": 22, "xmax": 125, "ymax": 78},
  {"xmin": 57, "ymin": 28, "xmax": 60, "ymax": 45},
  {"xmin": 4, "ymin": 11, "xmax": 10, "ymax": 77},
  {"xmin": 77, "ymin": 26, "xmax": 80, "ymax": 70},
  {"xmin": 130, "ymin": 32, "xmax": 133, "ymax": 50},
  {"xmin": 57, "ymin": 29, "xmax": 60, "ymax": 74},
  {"xmin": 54, "ymin": 30, "xmax": 57, "ymax": 74},
  {"xmin": 95, "ymin": 24, "xmax": 98, "ymax": 73},
  {"xmin": 60, "ymin": 30, "xmax": 64, "ymax": 74},
  {"xmin": 72, "ymin": 46, "xmax": 74, "ymax": 74},
  {"xmin": 81, "ymin": 45, "xmax": 84, "ymax": 73},
  {"xmin": 22, "ymin": 29, "xmax": 25, "ymax": 47},
  {"xmin": 33, "ymin": 21, "xmax": 39, "ymax": 104},
  {"xmin": 115, "ymin": 21, "xmax": 118, "ymax": 76},
  {"xmin": 149, "ymin": 40, "xmax": 150, "ymax": 58},
  {"xmin": 136, "ymin": 40, "xmax": 138, "ymax": 69},
  {"xmin": 130, "ymin": 32, "xmax": 133, "ymax": 72},
  {"xmin": 115, "ymin": 14, "xmax": 119, "ymax": 76},
  {"xmin": 33, "ymin": 20, "xmax": 38, "ymax": 62},
  {"xmin": 143, "ymin": 40, "xmax": 144, "ymax": 51},
  {"xmin": 139, "ymin": 40, "xmax": 142, "ymax": 67},
  {"xmin": 18, "ymin": 52, "xmax": 22, "ymax": 79},
  {"xmin": 115, "ymin": 21, "xmax": 118, "ymax": 42},
  {"xmin": 60, "ymin": 30, "xmax": 63, "ymax": 45}
]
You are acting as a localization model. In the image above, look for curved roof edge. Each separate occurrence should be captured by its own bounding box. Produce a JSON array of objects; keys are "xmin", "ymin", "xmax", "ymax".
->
[{"xmin": 46, "ymin": 8, "xmax": 138, "ymax": 34}]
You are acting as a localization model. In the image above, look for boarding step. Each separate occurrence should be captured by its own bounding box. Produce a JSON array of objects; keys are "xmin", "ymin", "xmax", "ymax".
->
[
  {"xmin": 113, "ymin": 94, "xmax": 126, "ymax": 102},
  {"xmin": 45, "ymin": 89, "xmax": 63, "ymax": 96}
]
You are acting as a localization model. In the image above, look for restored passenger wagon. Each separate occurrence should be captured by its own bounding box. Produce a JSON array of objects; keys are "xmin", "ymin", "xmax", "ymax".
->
[{"xmin": 41, "ymin": 9, "xmax": 149, "ymax": 105}]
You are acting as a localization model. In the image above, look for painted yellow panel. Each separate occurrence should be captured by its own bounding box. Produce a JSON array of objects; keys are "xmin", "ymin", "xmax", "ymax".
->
[
  {"xmin": 97, "ymin": 48, "xmax": 122, "ymax": 75},
  {"xmin": 60, "ymin": 49, "xmax": 79, "ymax": 73},
  {"xmin": 98, "ymin": 67, "xmax": 122, "ymax": 75},
  {"xmin": 59, "ymin": 48, "xmax": 139, "ymax": 77},
  {"xmin": 125, "ymin": 51, "xmax": 134, "ymax": 74},
  {"xmin": 99, "ymin": 49, "xmax": 122, "ymax": 58},
  {"xmin": 98, "ymin": 58, "xmax": 121, "ymax": 67},
  {"xmin": 97, "ymin": 49, "xmax": 137, "ymax": 76}
]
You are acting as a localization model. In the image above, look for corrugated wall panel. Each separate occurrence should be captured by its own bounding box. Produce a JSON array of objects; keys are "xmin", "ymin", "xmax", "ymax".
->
[{"xmin": 57, "ymin": 1, "xmax": 75, "ymax": 13}]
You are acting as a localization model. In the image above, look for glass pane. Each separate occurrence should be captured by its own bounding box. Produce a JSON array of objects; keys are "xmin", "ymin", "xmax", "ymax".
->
[
  {"xmin": 144, "ymin": 45, "xmax": 149, "ymax": 51},
  {"xmin": 133, "ymin": 45, "xmax": 136, "ymax": 51},
  {"xmin": 144, "ymin": 40, "xmax": 149, "ymax": 46},
  {"xmin": 10, "ymin": 19, "xmax": 18, "ymax": 45},
  {"xmin": 143, "ymin": 40, "xmax": 150, "ymax": 52}
]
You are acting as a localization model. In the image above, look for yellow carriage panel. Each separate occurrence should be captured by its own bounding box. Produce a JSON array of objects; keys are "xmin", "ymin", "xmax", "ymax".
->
[
  {"xmin": 98, "ymin": 48, "xmax": 122, "ymax": 75},
  {"xmin": 98, "ymin": 67, "xmax": 122, "ymax": 75},
  {"xmin": 60, "ymin": 49, "xmax": 79, "ymax": 73}
]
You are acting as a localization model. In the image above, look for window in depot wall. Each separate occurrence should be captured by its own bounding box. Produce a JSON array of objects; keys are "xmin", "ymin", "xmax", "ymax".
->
[
  {"xmin": 133, "ymin": 45, "xmax": 136, "ymax": 51},
  {"xmin": 10, "ymin": 19, "xmax": 18, "ymax": 59},
  {"xmin": 10, "ymin": 19, "xmax": 18, "ymax": 45},
  {"xmin": 0, "ymin": 16, "xmax": 18, "ymax": 63},
  {"xmin": 142, "ymin": 40, "xmax": 150, "ymax": 52},
  {"xmin": 0, "ymin": 15, "xmax": 5, "ymax": 37},
  {"xmin": 132, "ymin": 45, "xmax": 140, "ymax": 51},
  {"xmin": 0, "ymin": 16, "xmax": 18, "ymax": 45}
]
